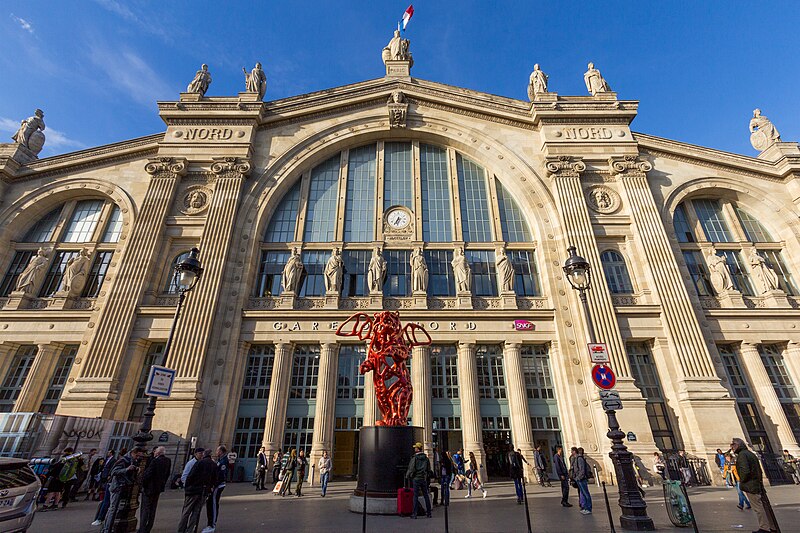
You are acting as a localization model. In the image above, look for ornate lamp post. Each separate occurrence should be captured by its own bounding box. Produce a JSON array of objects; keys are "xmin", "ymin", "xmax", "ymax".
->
[{"xmin": 563, "ymin": 246, "xmax": 654, "ymax": 531}]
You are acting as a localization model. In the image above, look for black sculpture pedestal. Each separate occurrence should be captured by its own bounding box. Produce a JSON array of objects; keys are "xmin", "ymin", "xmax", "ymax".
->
[{"xmin": 348, "ymin": 425, "xmax": 424, "ymax": 514}]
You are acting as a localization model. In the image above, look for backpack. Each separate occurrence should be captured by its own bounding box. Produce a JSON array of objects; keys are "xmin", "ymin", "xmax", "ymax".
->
[{"xmin": 58, "ymin": 458, "xmax": 78, "ymax": 483}]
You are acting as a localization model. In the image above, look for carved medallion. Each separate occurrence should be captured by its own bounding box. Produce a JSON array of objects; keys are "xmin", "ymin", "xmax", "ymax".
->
[
  {"xmin": 181, "ymin": 185, "xmax": 212, "ymax": 215},
  {"xmin": 586, "ymin": 186, "xmax": 620, "ymax": 214}
]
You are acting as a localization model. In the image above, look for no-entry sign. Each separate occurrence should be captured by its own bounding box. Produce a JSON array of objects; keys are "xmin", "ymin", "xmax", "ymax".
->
[{"xmin": 591, "ymin": 364, "xmax": 617, "ymax": 390}]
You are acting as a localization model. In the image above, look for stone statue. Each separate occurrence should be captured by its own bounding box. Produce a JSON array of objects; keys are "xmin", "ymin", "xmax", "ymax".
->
[
  {"xmin": 387, "ymin": 90, "xmax": 408, "ymax": 128},
  {"xmin": 706, "ymin": 250, "xmax": 734, "ymax": 294},
  {"xmin": 187, "ymin": 64, "xmax": 212, "ymax": 96},
  {"xmin": 368, "ymin": 247, "xmax": 386, "ymax": 292},
  {"xmin": 749, "ymin": 251, "xmax": 780, "ymax": 294},
  {"xmin": 59, "ymin": 248, "xmax": 92, "ymax": 297},
  {"xmin": 496, "ymin": 247, "xmax": 515, "ymax": 293},
  {"xmin": 749, "ymin": 109, "xmax": 781, "ymax": 151},
  {"xmin": 527, "ymin": 64, "xmax": 548, "ymax": 101},
  {"xmin": 15, "ymin": 248, "xmax": 49, "ymax": 295},
  {"xmin": 382, "ymin": 29, "xmax": 413, "ymax": 65},
  {"xmin": 593, "ymin": 189, "xmax": 612, "ymax": 210},
  {"xmin": 451, "ymin": 247, "xmax": 471, "ymax": 292},
  {"xmin": 281, "ymin": 247, "xmax": 303, "ymax": 293},
  {"xmin": 242, "ymin": 62, "xmax": 267, "ymax": 100},
  {"xmin": 584, "ymin": 62, "xmax": 610, "ymax": 96},
  {"xmin": 324, "ymin": 247, "xmax": 343, "ymax": 293},
  {"xmin": 410, "ymin": 247, "xmax": 428, "ymax": 292},
  {"xmin": 12, "ymin": 109, "xmax": 46, "ymax": 156}
]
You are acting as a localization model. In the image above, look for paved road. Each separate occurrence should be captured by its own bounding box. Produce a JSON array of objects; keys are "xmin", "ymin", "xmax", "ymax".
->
[{"xmin": 31, "ymin": 480, "xmax": 800, "ymax": 532}]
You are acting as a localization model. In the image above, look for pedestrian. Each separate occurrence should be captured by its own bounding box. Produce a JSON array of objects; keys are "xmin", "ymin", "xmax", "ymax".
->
[
  {"xmin": 438, "ymin": 448, "xmax": 453, "ymax": 506},
  {"xmin": 573, "ymin": 447, "xmax": 592, "ymax": 515},
  {"xmin": 42, "ymin": 451, "xmax": 66, "ymax": 510},
  {"xmin": 90, "ymin": 450, "xmax": 118, "ymax": 526},
  {"xmin": 652, "ymin": 452, "xmax": 666, "ymax": 481},
  {"xmin": 181, "ymin": 448, "xmax": 204, "ymax": 487},
  {"xmin": 272, "ymin": 450, "xmax": 283, "ymax": 484},
  {"xmin": 554, "ymin": 445, "xmax": 571, "ymax": 507},
  {"xmin": 507, "ymin": 445, "xmax": 525, "ymax": 504},
  {"xmin": 464, "ymin": 451, "xmax": 487, "ymax": 498},
  {"xmin": 74, "ymin": 448, "xmax": 96, "ymax": 501},
  {"xmin": 445, "ymin": 451, "xmax": 456, "ymax": 489},
  {"xmin": 295, "ymin": 449, "xmax": 308, "ymax": 497},
  {"xmin": 715, "ymin": 448, "xmax": 729, "ymax": 486},
  {"xmin": 103, "ymin": 446, "xmax": 146, "ymax": 533},
  {"xmin": 677, "ymin": 450, "xmax": 692, "ymax": 485},
  {"xmin": 202, "ymin": 445, "xmax": 229, "ymax": 533},
  {"xmin": 731, "ymin": 437, "xmax": 777, "ymax": 533},
  {"xmin": 724, "ymin": 453, "xmax": 735, "ymax": 487},
  {"xmin": 452, "ymin": 448, "xmax": 465, "ymax": 481},
  {"xmin": 86, "ymin": 450, "xmax": 104, "ymax": 501},
  {"xmin": 254, "ymin": 447, "xmax": 267, "ymax": 490},
  {"xmin": 177, "ymin": 449, "xmax": 217, "ymax": 533},
  {"xmin": 58, "ymin": 448, "xmax": 80, "ymax": 508},
  {"xmin": 782, "ymin": 449, "xmax": 800, "ymax": 485},
  {"xmin": 138, "ymin": 445, "xmax": 171, "ymax": 533},
  {"xmin": 319, "ymin": 450, "xmax": 332, "ymax": 497},
  {"xmin": 405, "ymin": 442, "xmax": 432, "ymax": 519},
  {"xmin": 534, "ymin": 445, "xmax": 551, "ymax": 487},
  {"xmin": 279, "ymin": 449, "xmax": 297, "ymax": 496},
  {"xmin": 728, "ymin": 453, "xmax": 751, "ymax": 511}
]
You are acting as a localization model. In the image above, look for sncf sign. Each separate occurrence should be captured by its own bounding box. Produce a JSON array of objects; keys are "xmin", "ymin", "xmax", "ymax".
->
[{"xmin": 513, "ymin": 320, "xmax": 535, "ymax": 331}]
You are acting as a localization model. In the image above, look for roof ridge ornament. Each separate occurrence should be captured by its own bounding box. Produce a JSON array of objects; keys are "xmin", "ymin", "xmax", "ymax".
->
[{"xmin": 382, "ymin": 29, "xmax": 413, "ymax": 78}]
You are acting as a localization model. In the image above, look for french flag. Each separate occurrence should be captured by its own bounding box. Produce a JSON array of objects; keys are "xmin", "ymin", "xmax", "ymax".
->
[{"xmin": 402, "ymin": 5, "xmax": 414, "ymax": 31}]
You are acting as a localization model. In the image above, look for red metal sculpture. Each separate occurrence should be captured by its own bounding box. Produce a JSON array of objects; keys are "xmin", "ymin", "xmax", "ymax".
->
[{"xmin": 335, "ymin": 311, "xmax": 431, "ymax": 426}]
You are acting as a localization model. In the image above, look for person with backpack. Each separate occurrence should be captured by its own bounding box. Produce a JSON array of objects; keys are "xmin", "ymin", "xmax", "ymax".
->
[
  {"xmin": 507, "ymin": 445, "xmax": 525, "ymax": 504},
  {"xmin": 405, "ymin": 442, "xmax": 432, "ymax": 519},
  {"xmin": 572, "ymin": 447, "xmax": 592, "ymax": 515},
  {"xmin": 58, "ymin": 448, "xmax": 81, "ymax": 508},
  {"xmin": 732, "ymin": 437, "xmax": 777, "ymax": 533},
  {"xmin": 103, "ymin": 446, "xmax": 146, "ymax": 533}
]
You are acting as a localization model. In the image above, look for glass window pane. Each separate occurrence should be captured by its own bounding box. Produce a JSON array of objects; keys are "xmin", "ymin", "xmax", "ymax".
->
[
  {"xmin": 384, "ymin": 142, "xmax": 413, "ymax": 209},
  {"xmin": 509, "ymin": 250, "xmax": 539, "ymax": 296},
  {"xmin": 290, "ymin": 345, "xmax": 320, "ymax": 399},
  {"xmin": 298, "ymin": 251, "xmax": 327, "ymax": 297},
  {"xmin": 759, "ymin": 344, "xmax": 799, "ymax": 400},
  {"xmin": 384, "ymin": 250, "xmax": 410, "ymax": 297},
  {"xmin": 83, "ymin": 251, "xmax": 113, "ymax": 298},
  {"xmin": 164, "ymin": 251, "xmax": 191, "ymax": 294},
  {"xmin": 600, "ymin": 250, "xmax": 634, "ymax": 294},
  {"xmin": 344, "ymin": 145, "xmax": 377, "ymax": 242},
  {"xmin": 430, "ymin": 345, "xmax": 459, "ymax": 399},
  {"xmin": 424, "ymin": 250, "xmax": 455, "ymax": 296},
  {"xmin": 672, "ymin": 204, "xmax": 694, "ymax": 243},
  {"xmin": 735, "ymin": 207, "xmax": 773, "ymax": 243},
  {"xmin": 476, "ymin": 344, "xmax": 505, "ymax": 399},
  {"xmin": 420, "ymin": 144, "xmax": 452, "ymax": 242},
  {"xmin": 39, "ymin": 345, "xmax": 78, "ymax": 414},
  {"xmin": 240, "ymin": 345, "xmax": 275, "ymax": 401},
  {"xmin": 39, "ymin": 251, "xmax": 78, "ymax": 297},
  {"xmin": 63, "ymin": 200, "xmax": 104, "ymax": 243},
  {"xmin": 759, "ymin": 251, "xmax": 797, "ymax": 295},
  {"xmin": 521, "ymin": 345, "xmax": 553, "ymax": 399},
  {"xmin": 457, "ymin": 155, "xmax": 492, "ymax": 242},
  {"xmin": 497, "ymin": 181, "xmax": 532, "ymax": 242},
  {"xmin": 626, "ymin": 342, "xmax": 664, "ymax": 400},
  {"xmin": 102, "ymin": 206, "xmax": 123, "ymax": 243},
  {"xmin": 721, "ymin": 251, "xmax": 753, "ymax": 295},
  {"xmin": 466, "ymin": 250, "xmax": 497, "ymax": 296},
  {"xmin": 0, "ymin": 346, "xmax": 37, "ymax": 411},
  {"xmin": 24, "ymin": 208, "xmax": 61, "ymax": 243},
  {"xmin": 338, "ymin": 345, "xmax": 365, "ymax": 399},
  {"xmin": 305, "ymin": 155, "xmax": 340, "ymax": 242},
  {"xmin": 342, "ymin": 250, "xmax": 370, "ymax": 297},
  {"xmin": 692, "ymin": 199, "xmax": 732, "ymax": 242},
  {"xmin": 255, "ymin": 251, "xmax": 288, "ymax": 297},
  {"xmin": 718, "ymin": 345, "xmax": 753, "ymax": 400},
  {"xmin": 265, "ymin": 182, "xmax": 301, "ymax": 243},
  {"xmin": 0, "ymin": 251, "xmax": 35, "ymax": 297},
  {"xmin": 682, "ymin": 251, "xmax": 713, "ymax": 296}
]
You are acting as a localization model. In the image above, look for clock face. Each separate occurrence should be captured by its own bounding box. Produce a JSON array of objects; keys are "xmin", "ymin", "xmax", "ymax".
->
[{"xmin": 386, "ymin": 208, "xmax": 411, "ymax": 229}]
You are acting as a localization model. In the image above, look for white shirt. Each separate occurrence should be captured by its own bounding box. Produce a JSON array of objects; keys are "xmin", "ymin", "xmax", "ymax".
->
[{"xmin": 181, "ymin": 457, "xmax": 197, "ymax": 484}]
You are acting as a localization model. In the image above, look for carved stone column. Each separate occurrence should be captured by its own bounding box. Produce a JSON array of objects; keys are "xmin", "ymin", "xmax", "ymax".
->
[
  {"xmin": 13, "ymin": 343, "xmax": 63, "ymax": 412},
  {"xmin": 58, "ymin": 158, "xmax": 186, "ymax": 418},
  {"xmin": 456, "ymin": 342, "xmax": 485, "ymax": 482},
  {"xmin": 411, "ymin": 345, "xmax": 433, "ymax": 457},
  {"xmin": 363, "ymin": 371, "xmax": 378, "ymax": 427},
  {"xmin": 309, "ymin": 342, "xmax": 339, "ymax": 482},
  {"xmin": 502, "ymin": 342, "xmax": 535, "ymax": 480},
  {"xmin": 262, "ymin": 342, "xmax": 294, "ymax": 456},
  {"xmin": 784, "ymin": 343, "xmax": 800, "ymax": 403},
  {"xmin": 739, "ymin": 343, "xmax": 800, "ymax": 455}
]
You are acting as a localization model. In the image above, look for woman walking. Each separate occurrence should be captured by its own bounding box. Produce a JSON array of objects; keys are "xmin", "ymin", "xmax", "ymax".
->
[
  {"xmin": 295, "ymin": 450, "xmax": 307, "ymax": 497},
  {"xmin": 464, "ymin": 451, "xmax": 487, "ymax": 498},
  {"xmin": 729, "ymin": 453, "xmax": 751, "ymax": 510},
  {"xmin": 279, "ymin": 449, "xmax": 297, "ymax": 497},
  {"xmin": 272, "ymin": 450, "xmax": 283, "ymax": 485}
]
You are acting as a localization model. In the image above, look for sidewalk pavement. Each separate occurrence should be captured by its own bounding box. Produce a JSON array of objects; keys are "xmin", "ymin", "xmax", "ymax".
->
[{"xmin": 31, "ymin": 479, "xmax": 800, "ymax": 532}]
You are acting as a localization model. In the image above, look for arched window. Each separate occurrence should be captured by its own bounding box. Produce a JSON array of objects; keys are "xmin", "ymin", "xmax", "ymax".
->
[
  {"xmin": 264, "ymin": 182, "xmax": 300, "ymax": 243},
  {"xmin": 0, "ymin": 199, "xmax": 122, "ymax": 298},
  {"xmin": 497, "ymin": 182, "xmax": 532, "ymax": 242},
  {"xmin": 600, "ymin": 250, "xmax": 634, "ymax": 294},
  {"xmin": 164, "ymin": 251, "xmax": 191, "ymax": 294}
]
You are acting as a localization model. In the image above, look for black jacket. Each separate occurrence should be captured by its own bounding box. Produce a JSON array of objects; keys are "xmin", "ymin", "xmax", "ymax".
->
[
  {"xmin": 439, "ymin": 453, "xmax": 453, "ymax": 477},
  {"xmin": 508, "ymin": 451, "xmax": 524, "ymax": 479},
  {"xmin": 142, "ymin": 454, "xmax": 172, "ymax": 495},
  {"xmin": 554, "ymin": 453, "xmax": 568, "ymax": 477},
  {"xmin": 184, "ymin": 457, "xmax": 217, "ymax": 496}
]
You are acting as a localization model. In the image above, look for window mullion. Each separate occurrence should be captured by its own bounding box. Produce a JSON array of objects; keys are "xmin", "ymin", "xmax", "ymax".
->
[
  {"xmin": 412, "ymin": 141, "xmax": 422, "ymax": 242},
  {"xmin": 447, "ymin": 148, "xmax": 463, "ymax": 242},
  {"xmin": 374, "ymin": 143, "xmax": 384, "ymax": 242}
]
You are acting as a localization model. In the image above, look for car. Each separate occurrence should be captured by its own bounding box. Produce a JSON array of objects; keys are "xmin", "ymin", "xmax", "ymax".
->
[{"xmin": 0, "ymin": 458, "xmax": 40, "ymax": 533}]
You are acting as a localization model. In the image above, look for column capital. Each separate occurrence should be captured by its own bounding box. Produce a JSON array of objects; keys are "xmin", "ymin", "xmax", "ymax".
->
[
  {"xmin": 144, "ymin": 156, "xmax": 187, "ymax": 178},
  {"xmin": 609, "ymin": 155, "xmax": 652, "ymax": 178},
  {"xmin": 545, "ymin": 156, "xmax": 585, "ymax": 178},
  {"xmin": 211, "ymin": 157, "xmax": 251, "ymax": 179},
  {"xmin": 274, "ymin": 341, "xmax": 292, "ymax": 351},
  {"xmin": 504, "ymin": 341, "xmax": 521, "ymax": 351},
  {"xmin": 458, "ymin": 341, "xmax": 476, "ymax": 350}
]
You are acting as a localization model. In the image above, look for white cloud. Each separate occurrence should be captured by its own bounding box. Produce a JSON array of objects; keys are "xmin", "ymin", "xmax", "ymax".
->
[
  {"xmin": 90, "ymin": 0, "xmax": 171, "ymax": 41},
  {"xmin": 91, "ymin": 0, "xmax": 137, "ymax": 22},
  {"xmin": 0, "ymin": 116, "xmax": 86, "ymax": 154},
  {"xmin": 10, "ymin": 14, "xmax": 34, "ymax": 34},
  {"xmin": 87, "ymin": 42, "xmax": 173, "ymax": 107}
]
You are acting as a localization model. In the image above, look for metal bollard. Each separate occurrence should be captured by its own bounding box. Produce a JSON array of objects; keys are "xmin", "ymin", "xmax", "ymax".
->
[
  {"xmin": 362, "ymin": 483, "xmax": 367, "ymax": 533},
  {"xmin": 760, "ymin": 489, "xmax": 781, "ymax": 533},
  {"xmin": 444, "ymin": 488, "xmax": 449, "ymax": 533},
  {"xmin": 601, "ymin": 481, "xmax": 617, "ymax": 533},
  {"xmin": 522, "ymin": 479, "xmax": 532, "ymax": 533}
]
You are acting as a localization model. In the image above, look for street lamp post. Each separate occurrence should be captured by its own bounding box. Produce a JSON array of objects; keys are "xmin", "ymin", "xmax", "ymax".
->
[{"xmin": 563, "ymin": 246, "xmax": 654, "ymax": 531}]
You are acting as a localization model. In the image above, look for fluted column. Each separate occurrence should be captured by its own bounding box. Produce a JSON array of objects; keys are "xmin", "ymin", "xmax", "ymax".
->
[
  {"xmin": 262, "ymin": 342, "xmax": 294, "ymax": 455},
  {"xmin": 363, "ymin": 371, "xmax": 378, "ymax": 426},
  {"xmin": 59, "ymin": 158, "xmax": 186, "ymax": 417},
  {"xmin": 411, "ymin": 345, "xmax": 433, "ymax": 456},
  {"xmin": 13, "ymin": 343, "xmax": 63, "ymax": 412},
  {"xmin": 503, "ymin": 342, "xmax": 535, "ymax": 480},
  {"xmin": 739, "ymin": 343, "xmax": 800, "ymax": 454},
  {"xmin": 457, "ymin": 342, "xmax": 485, "ymax": 482},
  {"xmin": 0, "ymin": 343, "xmax": 20, "ymax": 387},
  {"xmin": 309, "ymin": 342, "xmax": 339, "ymax": 481},
  {"xmin": 784, "ymin": 343, "xmax": 800, "ymax": 400}
]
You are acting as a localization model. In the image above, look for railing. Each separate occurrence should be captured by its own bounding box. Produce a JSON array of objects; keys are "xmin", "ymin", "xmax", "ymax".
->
[
  {"xmin": 759, "ymin": 453, "xmax": 794, "ymax": 485},
  {"xmin": 663, "ymin": 452, "xmax": 712, "ymax": 486}
]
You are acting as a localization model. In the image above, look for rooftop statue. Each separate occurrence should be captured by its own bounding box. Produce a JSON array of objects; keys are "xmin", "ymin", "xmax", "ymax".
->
[
  {"xmin": 584, "ymin": 62, "xmax": 611, "ymax": 96},
  {"xmin": 281, "ymin": 247, "xmax": 303, "ymax": 293},
  {"xmin": 382, "ymin": 29, "xmax": 413, "ymax": 66},
  {"xmin": 242, "ymin": 62, "xmax": 267, "ymax": 100},
  {"xmin": 527, "ymin": 64, "xmax": 549, "ymax": 101},
  {"xmin": 187, "ymin": 64, "xmax": 212, "ymax": 96},
  {"xmin": 706, "ymin": 250, "xmax": 734, "ymax": 294},
  {"xmin": 749, "ymin": 108, "xmax": 781, "ymax": 152},
  {"xmin": 58, "ymin": 248, "xmax": 92, "ymax": 297},
  {"xmin": 15, "ymin": 248, "xmax": 49, "ymax": 295},
  {"xmin": 12, "ymin": 109, "xmax": 46, "ymax": 156}
]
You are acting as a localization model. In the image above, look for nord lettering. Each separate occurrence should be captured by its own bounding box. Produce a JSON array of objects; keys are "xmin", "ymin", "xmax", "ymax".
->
[
  {"xmin": 184, "ymin": 128, "xmax": 234, "ymax": 141},
  {"xmin": 561, "ymin": 127, "xmax": 613, "ymax": 140}
]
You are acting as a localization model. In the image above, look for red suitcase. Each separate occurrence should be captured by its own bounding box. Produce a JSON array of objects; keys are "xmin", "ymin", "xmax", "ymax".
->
[{"xmin": 397, "ymin": 486, "xmax": 414, "ymax": 516}]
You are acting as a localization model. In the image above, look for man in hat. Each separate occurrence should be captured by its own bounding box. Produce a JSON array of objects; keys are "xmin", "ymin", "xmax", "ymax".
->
[{"xmin": 406, "ymin": 442, "xmax": 432, "ymax": 519}]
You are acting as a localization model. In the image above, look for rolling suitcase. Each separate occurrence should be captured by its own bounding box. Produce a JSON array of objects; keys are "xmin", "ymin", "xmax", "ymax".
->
[{"xmin": 397, "ymin": 483, "xmax": 414, "ymax": 516}]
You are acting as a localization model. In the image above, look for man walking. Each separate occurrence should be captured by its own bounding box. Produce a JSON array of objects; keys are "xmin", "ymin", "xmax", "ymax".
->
[
  {"xmin": 782, "ymin": 449, "xmax": 800, "ymax": 485},
  {"xmin": 507, "ymin": 446, "xmax": 525, "ymax": 504},
  {"xmin": 406, "ymin": 442, "xmax": 432, "ymax": 519},
  {"xmin": 177, "ymin": 449, "xmax": 216, "ymax": 533},
  {"xmin": 318, "ymin": 450, "xmax": 332, "ymax": 497},
  {"xmin": 202, "ymin": 445, "xmax": 229, "ymax": 533},
  {"xmin": 138, "ymin": 446, "xmax": 171, "ymax": 533},
  {"xmin": 554, "ymin": 446, "xmax": 571, "ymax": 507},
  {"xmin": 255, "ymin": 447, "xmax": 267, "ymax": 490},
  {"xmin": 715, "ymin": 448, "xmax": 728, "ymax": 485},
  {"xmin": 103, "ymin": 446, "xmax": 146, "ymax": 533},
  {"xmin": 438, "ymin": 448, "xmax": 453, "ymax": 507},
  {"xmin": 534, "ymin": 445, "xmax": 551, "ymax": 487},
  {"xmin": 573, "ymin": 447, "xmax": 592, "ymax": 515},
  {"xmin": 731, "ymin": 437, "xmax": 777, "ymax": 533},
  {"xmin": 181, "ymin": 448, "xmax": 204, "ymax": 487},
  {"xmin": 90, "ymin": 450, "xmax": 117, "ymax": 526}
]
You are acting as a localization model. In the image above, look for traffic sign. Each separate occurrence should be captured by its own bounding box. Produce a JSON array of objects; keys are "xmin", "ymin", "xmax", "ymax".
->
[
  {"xmin": 591, "ymin": 364, "xmax": 617, "ymax": 390},
  {"xmin": 588, "ymin": 343, "xmax": 610, "ymax": 364},
  {"xmin": 600, "ymin": 389, "xmax": 623, "ymax": 410},
  {"xmin": 145, "ymin": 365, "xmax": 176, "ymax": 397}
]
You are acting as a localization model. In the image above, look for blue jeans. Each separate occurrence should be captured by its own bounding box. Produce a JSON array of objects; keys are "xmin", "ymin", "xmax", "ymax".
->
[
  {"xmin": 94, "ymin": 484, "xmax": 110, "ymax": 521},
  {"xmin": 320, "ymin": 472, "xmax": 330, "ymax": 496},
  {"xmin": 576, "ymin": 479, "xmax": 592, "ymax": 512},
  {"xmin": 412, "ymin": 479, "xmax": 431, "ymax": 517},
  {"xmin": 513, "ymin": 477, "xmax": 524, "ymax": 501},
  {"xmin": 736, "ymin": 482, "xmax": 750, "ymax": 508},
  {"xmin": 440, "ymin": 475, "xmax": 450, "ymax": 506}
]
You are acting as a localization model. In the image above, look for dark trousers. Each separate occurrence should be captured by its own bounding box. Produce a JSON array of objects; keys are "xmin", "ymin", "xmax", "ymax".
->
[
  {"xmin": 255, "ymin": 468, "xmax": 266, "ymax": 490},
  {"xmin": 206, "ymin": 485, "xmax": 224, "ymax": 527},
  {"xmin": 560, "ymin": 477, "xmax": 570, "ymax": 504},
  {"xmin": 412, "ymin": 479, "xmax": 431, "ymax": 518},
  {"xmin": 439, "ymin": 475, "xmax": 450, "ymax": 506},
  {"xmin": 177, "ymin": 492, "xmax": 206, "ymax": 533},
  {"xmin": 513, "ymin": 477, "xmax": 524, "ymax": 502},
  {"xmin": 272, "ymin": 466, "xmax": 281, "ymax": 484},
  {"xmin": 137, "ymin": 491, "xmax": 160, "ymax": 533},
  {"xmin": 61, "ymin": 480, "xmax": 77, "ymax": 507},
  {"xmin": 101, "ymin": 490, "xmax": 122, "ymax": 533}
]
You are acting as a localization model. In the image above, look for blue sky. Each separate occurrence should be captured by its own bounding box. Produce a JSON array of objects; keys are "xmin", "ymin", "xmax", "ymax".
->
[{"xmin": 1, "ymin": 1, "xmax": 798, "ymax": 158}]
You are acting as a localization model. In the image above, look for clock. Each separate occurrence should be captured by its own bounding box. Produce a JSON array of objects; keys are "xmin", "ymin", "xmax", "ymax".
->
[{"xmin": 386, "ymin": 207, "xmax": 411, "ymax": 230}]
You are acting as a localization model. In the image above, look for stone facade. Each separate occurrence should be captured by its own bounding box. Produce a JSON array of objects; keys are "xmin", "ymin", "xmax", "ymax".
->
[{"xmin": 1, "ymin": 57, "xmax": 800, "ymax": 484}]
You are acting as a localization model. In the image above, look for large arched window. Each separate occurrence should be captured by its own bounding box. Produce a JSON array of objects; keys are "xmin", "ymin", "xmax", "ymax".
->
[
  {"xmin": 257, "ymin": 142, "xmax": 540, "ymax": 299},
  {"xmin": 600, "ymin": 250, "xmax": 634, "ymax": 294},
  {"xmin": 0, "ymin": 199, "xmax": 122, "ymax": 298},
  {"xmin": 672, "ymin": 198, "xmax": 795, "ymax": 296}
]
